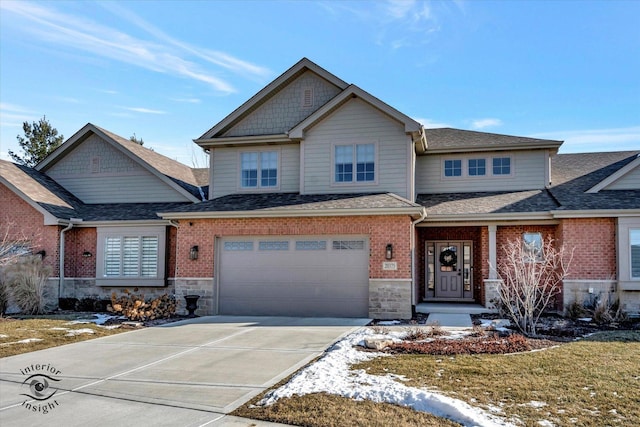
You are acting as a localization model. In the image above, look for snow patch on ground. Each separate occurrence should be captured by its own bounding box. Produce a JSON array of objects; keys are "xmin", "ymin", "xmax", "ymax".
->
[
  {"xmin": 537, "ymin": 420, "xmax": 554, "ymax": 427},
  {"xmin": 0, "ymin": 338, "xmax": 44, "ymax": 346},
  {"xmin": 65, "ymin": 328, "xmax": 95, "ymax": 336},
  {"xmin": 68, "ymin": 313, "xmax": 120, "ymax": 325},
  {"xmin": 260, "ymin": 328, "xmax": 515, "ymax": 427},
  {"xmin": 0, "ymin": 334, "xmax": 8, "ymax": 338},
  {"xmin": 377, "ymin": 320, "xmax": 402, "ymax": 326}
]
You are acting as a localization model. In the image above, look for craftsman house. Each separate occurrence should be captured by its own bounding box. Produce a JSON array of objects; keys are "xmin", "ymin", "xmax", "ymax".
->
[{"xmin": 1, "ymin": 58, "xmax": 639, "ymax": 319}]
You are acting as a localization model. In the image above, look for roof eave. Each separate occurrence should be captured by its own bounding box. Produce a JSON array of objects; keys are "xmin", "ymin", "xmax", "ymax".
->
[
  {"xmin": 421, "ymin": 212, "xmax": 556, "ymax": 222},
  {"xmin": 0, "ymin": 176, "xmax": 65, "ymax": 225},
  {"xmin": 194, "ymin": 134, "xmax": 292, "ymax": 147},
  {"xmin": 551, "ymin": 209, "xmax": 640, "ymax": 218},
  {"xmin": 158, "ymin": 207, "xmax": 424, "ymax": 220},
  {"xmin": 423, "ymin": 143, "xmax": 563, "ymax": 154}
]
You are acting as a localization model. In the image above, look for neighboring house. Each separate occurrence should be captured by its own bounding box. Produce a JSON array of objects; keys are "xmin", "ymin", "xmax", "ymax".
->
[{"xmin": 1, "ymin": 58, "xmax": 639, "ymax": 318}]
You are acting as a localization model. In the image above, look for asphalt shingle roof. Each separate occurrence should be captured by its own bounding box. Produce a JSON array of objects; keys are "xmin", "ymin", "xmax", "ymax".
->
[
  {"xmin": 162, "ymin": 192, "xmax": 420, "ymax": 214},
  {"xmin": 416, "ymin": 190, "xmax": 560, "ymax": 216},
  {"xmin": 0, "ymin": 160, "xmax": 81, "ymax": 219},
  {"xmin": 423, "ymin": 128, "xmax": 562, "ymax": 152},
  {"xmin": 549, "ymin": 151, "xmax": 640, "ymax": 210}
]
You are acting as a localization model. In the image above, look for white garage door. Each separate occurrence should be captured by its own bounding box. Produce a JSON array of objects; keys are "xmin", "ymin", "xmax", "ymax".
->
[{"xmin": 218, "ymin": 236, "xmax": 369, "ymax": 317}]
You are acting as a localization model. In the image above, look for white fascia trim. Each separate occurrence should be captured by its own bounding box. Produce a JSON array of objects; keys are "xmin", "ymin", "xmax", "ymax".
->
[
  {"xmin": 420, "ymin": 212, "xmax": 555, "ymax": 222},
  {"xmin": 74, "ymin": 220, "xmax": 173, "ymax": 227},
  {"xmin": 369, "ymin": 278, "xmax": 413, "ymax": 282},
  {"xmin": 417, "ymin": 218, "xmax": 560, "ymax": 227},
  {"xmin": 423, "ymin": 144, "xmax": 562, "ymax": 154},
  {"xmin": 36, "ymin": 122, "xmax": 94, "ymax": 170},
  {"xmin": 551, "ymin": 209, "xmax": 640, "ymax": 218},
  {"xmin": 586, "ymin": 154, "xmax": 640, "ymax": 193},
  {"xmin": 159, "ymin": 207, "xmax": 424, "ymax": 220},
  {"xmin": 195, "ymin": 134, "xmax": 292, "ymax": 147},
  {"xmin": 0, "ymin": 176, "xmax": 62, "ymax": 225}
]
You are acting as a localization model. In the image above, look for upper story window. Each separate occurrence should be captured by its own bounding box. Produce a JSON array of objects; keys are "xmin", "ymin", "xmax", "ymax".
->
[
  {"xmin": 335, "ymin": 143, "xmax": 375, "ymax": 183},
  {"xmin": 444, "ymin": 159, "xmax": 462, "ymax": 177},
  {"xmin": 241, "ymin": 151, "xmax": 278, "ymax": 188},
  {"xmin": 631, "ymin": 229, "xmax": 640, "ymax": 279},
  {"xmin": 493, "ymin": 157, "xmax": 511, "ymax": 175},
  {"xmin": 443, "ymin": 156, "xmax": 513, "ymax": 178},
  {"xmin": 468, "ymin": 158, "xmax": 486, "ymax": 176}
]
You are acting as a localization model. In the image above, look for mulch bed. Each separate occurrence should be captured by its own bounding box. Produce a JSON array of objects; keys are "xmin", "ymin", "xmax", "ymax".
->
[{"xmin": 387, "ymin": 334, "xmax": 559, "ymax": 355}]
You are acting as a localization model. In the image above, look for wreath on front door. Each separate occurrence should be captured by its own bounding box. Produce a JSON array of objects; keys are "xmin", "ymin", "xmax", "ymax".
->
[{"xmin": 439, "ymin": 249, "xmax": 457, "ymax": 267}]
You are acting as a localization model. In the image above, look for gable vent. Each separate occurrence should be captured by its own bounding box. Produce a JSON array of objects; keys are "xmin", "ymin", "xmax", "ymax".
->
[
  {"xmin": 302, "ymin": 87, "xmax": 314, "ymax": 108},
  {"xmin": 91, "ymin": 156, "xmax": 100, "ymax": 173}
]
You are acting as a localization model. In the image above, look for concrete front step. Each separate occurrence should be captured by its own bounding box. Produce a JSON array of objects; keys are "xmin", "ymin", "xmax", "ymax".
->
[
  {"xmin": 416, "ymin": 302, "xmax": 496, "ymax": 315},
  {"xmin": 425, "ymin": 312, "xmax": 473, "ymax": 328}
]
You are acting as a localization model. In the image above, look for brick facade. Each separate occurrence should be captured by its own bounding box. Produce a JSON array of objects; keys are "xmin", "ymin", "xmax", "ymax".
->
[
  {"xmin": 1, "ymin": 183, "xmax": 60, "ymax": 275},
  {"xmin": 556, "ymin": 218, "xmax": 616, "ymax": 280}
]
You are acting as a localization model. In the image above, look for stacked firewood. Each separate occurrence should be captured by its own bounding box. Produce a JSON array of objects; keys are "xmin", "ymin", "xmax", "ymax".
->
[{"xmin": 107, "ymin": 289, "xmax": 177, "ymax": 321}]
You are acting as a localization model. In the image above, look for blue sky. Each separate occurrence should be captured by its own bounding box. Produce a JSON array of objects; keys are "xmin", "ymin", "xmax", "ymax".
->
[{"xmin": 1, "ymin": 0, "xmax": 638, "ymax": 166}]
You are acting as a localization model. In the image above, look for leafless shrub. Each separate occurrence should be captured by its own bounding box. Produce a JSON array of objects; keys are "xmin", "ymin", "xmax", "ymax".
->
[
  {"xmin": 0, "ymin": 268, "xmax": 9, "ymax": 315},
  {"xmin": 4, "ymin": 255, "xmax": 51, "ymax": 314},
  {"xmin": 370, "ymin": 325, "xmax": 390, "ymax": 335},
  {"xmin": 0, "ymin": 221, "xmax": 32, "ymax": 267},
  {"xmin": 403, "ymin": 327, "xmax": 429, "ymax": 341},
  {"xmin": 493, "ymin": 238, "xmax": 573, "ymax": 336},
  {"xmin": 425, "ymin": 321, "xmax": 447, "ymax": 337}
]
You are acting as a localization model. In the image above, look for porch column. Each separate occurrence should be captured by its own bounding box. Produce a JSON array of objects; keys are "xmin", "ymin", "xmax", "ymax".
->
[{"xmin": 488, "ymin": 225, "xmax": 497, "ymax": 279}]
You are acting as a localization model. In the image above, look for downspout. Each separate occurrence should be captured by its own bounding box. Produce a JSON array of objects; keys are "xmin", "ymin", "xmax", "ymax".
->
[
  {"xmin": 168, "ymin": 220, "xmax": 180, "ymax": 289},
  {"xmin": 410, "ymin": 208, "xmax": 427, "ymax": 311},
  {"xmin": 59, "ymin": 218, "xmax": 82, "ymax": 300}
]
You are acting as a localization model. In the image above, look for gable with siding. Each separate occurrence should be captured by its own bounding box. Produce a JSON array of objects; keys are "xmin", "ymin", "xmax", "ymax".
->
[
  {"xmin": 222, "ymin": 70, "xmax": 343, "ymax": 137},
  {"xmin": 302, "ymin": 98, "xmax": 413, "ymax": 199},
  {"xmin": 46, "ymin": 134, "xmax": 194, "ymax": 203}
]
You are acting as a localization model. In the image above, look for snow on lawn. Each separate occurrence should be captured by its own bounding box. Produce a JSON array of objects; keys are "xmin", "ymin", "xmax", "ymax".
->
[
  {"xmin": 260, "ymin": 328, "xmax": 516, "ymax": 427},
  {"xmin": 68, "ymin": 313, "xmax": 120, "ymax": 325},
  {"xmin": 65, "ymin": 328, "xmax": 95, "ymax": 337},
  {"xmin": 0, "ymin": 338, "xmax": 43, "ymax": 346}
]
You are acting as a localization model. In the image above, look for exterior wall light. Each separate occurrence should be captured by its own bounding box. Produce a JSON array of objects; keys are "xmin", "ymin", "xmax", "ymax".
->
[
  {"xmin": 189, "ymin": 245, "xmax": 199, "ymax": 260},
  {"xmin": 82, "ymin": 251, "xmax": 92, "ymax": 258},
  {"xmin": 385, "ymin": 244, "xmax": 393, "ymax": 260}
]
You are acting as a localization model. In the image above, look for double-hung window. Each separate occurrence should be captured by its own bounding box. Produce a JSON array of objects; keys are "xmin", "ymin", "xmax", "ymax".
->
[
  {"xmin": 334, "ymin": 143, "xmax": 375, "ymax": 183},
  {"xmin": 97, "ymin": 226, "xmax": 166, "ymax": 286},
  {"xmin": 241, "ymin": 151, "xmax": 278, "ymax": 188}
]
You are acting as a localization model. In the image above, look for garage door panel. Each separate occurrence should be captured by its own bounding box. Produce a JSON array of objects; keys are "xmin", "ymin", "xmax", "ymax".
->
[{"xmin": 219, "ymin": 236, "xmax": 368, "ymax": 317}]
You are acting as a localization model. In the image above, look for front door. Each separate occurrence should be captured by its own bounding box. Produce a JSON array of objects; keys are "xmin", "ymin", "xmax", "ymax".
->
[{"xmin": 435, "ymin": 242, "xmax": 463, "ymax": 298}]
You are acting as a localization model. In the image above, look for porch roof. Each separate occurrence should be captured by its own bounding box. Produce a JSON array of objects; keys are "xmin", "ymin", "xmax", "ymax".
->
[
  {"xmin": 158, "ymin": 192, "xmax": 424, "ymax": 219},
  {"xmin": 416, "ymin": 189, "xmax": 560, "ymax": 216}
]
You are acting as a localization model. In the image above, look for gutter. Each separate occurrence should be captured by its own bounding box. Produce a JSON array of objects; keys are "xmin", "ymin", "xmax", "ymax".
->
[
  {"xmin": 59, "ymin": 218, "xmax": 83, "ymax": 300},
  {"xmin": 158, "ymin": 207, "xmax": 425, "ymax": 220}
]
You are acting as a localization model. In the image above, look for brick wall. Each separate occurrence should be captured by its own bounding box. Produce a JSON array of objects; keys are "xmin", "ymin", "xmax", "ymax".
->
[
  {"xmin": 1, "ymin": 183, "xmax": 60, "ymax": 275},
  {"xmin": 174, "ymin": 215, "xmax": 414, "ymax": 280},
  {"xmin": 556, "ymin": 218, "xmax": 616, "ymax": 280},
  {"xmin": 64, "ymin": 227, "xmax": 97, "ymax": 277}
]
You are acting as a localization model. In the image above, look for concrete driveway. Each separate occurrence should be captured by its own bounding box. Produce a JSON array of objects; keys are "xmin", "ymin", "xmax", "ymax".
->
[{"xmin": 0, "ymin": 316, "xmax": 368, "ymax": 426}]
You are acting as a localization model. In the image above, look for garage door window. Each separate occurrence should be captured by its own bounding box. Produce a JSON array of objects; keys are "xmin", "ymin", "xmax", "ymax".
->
[
  {"xmin": 296, "ymin": 240, "xmax": 327, "ymax": 250},
  {"xmin": 332, "ymin": 240, "xmax": 365, "ymax": 250},
  {"xmin": 259, "ymin": 241, "xmax": 289, "ymax": 251},
  {"xmin": 224, "ymin": 241, "xmax": 254, "ymax": 251}
]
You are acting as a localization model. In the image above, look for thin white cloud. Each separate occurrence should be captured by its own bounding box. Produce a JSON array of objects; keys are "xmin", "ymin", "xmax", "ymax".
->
[
  {"xmin": 414, "ymin": 117, "xmax": 451, "ymax": 128},
  {"xmin": 99, "ymin": 89, "xmax": 119, "ymax": 95},
  {"xmin": 121, "ymin": 107, "xmax": 168, "ymax": 115},
  {"xmin": 471, "ymin": 118, "xmax": 503, "ymax": 129},
  {"xmin": 171, "ymin": 98, "xmax": 202, "ymax": 104},
  {"xmin": 531, "ymin": 126, "xmax": 640, "ymax": 153},
  {"xmin": 98, "ymin": 1, "xmax": 271, "ymax": 80},
  {"xmin": 0, "ymin": 1, "xmax": 243, "ymax": 93},
  {"xmin": 0, "ymin": 103, "xmax": 38, "ymax": 127},
  {"xmin": 318, "ymin": 0, "xmax": 444, "ymax": 49}
]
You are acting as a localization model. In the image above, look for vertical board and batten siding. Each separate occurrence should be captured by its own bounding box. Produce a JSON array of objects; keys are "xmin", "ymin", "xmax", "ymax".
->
[
  {"xmin": 210, "ymin": 144, "xmax": 300, "ymax": 199},
  {"xmin": 47, "ymin": 134, "xmax": 192, "ymax": 203},
  {"xmin": 223, "ymin": 71, "xmax": 342, "ymax": 137},
  {"xmin": 302, "ymin": 98, "xmax": 412, "ymax": 199},
  {"xmin": 605, "ymin": 166, "xmax": 640, "ymax": 190},
  {"xmin": 415, "ymin": 150, "xmax": 548, "ymax": 194}
]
